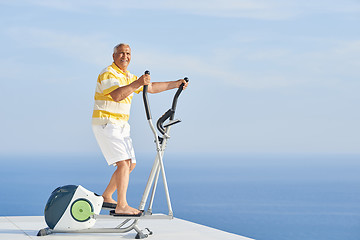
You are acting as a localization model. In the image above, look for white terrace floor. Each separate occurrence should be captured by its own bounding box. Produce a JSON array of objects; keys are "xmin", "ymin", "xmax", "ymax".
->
[{"xmin": 0, "ymin": 215, "xmax": 254, "ymax": 240}]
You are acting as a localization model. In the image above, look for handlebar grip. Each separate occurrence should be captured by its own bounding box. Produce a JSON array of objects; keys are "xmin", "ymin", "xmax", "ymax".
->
[
  {"xmin": 178, "ymin": 77, "xmax": 189, "ymax": 90},
  {"xmin": 143, "ymin": 70, "xmax": 151, "ymax": 120},
  {"xmin": 143, "ymin": 70, "xmax": 150, "ymax": 94}
]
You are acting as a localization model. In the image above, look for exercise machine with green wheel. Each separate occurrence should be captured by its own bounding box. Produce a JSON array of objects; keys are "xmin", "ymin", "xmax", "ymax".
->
[{"xmin": 37, "ymin": 71, "xmax": 189, "ymax": 239}]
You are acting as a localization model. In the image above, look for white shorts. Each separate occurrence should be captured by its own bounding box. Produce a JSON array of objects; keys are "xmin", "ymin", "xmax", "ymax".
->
[{"xmin": 92, "ymin": 122, "xmax": 136, "ymax": 166}]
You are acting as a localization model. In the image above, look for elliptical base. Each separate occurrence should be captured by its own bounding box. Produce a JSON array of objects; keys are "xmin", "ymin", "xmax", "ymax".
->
[{"xmin": 37, "ymin": 218, "xmax": 152, "ymax": 239}]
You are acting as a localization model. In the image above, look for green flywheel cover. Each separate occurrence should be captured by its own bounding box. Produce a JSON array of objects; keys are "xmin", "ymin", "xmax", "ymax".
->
[{"xmin": 70, "ymin": 199, "xmax": 93, "ymax": 222}]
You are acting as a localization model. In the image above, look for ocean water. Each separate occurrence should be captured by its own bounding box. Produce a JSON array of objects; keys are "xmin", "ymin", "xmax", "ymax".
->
[{"xmin": 1, "ymin": 153, "xmax": 360, "ymax": 240}]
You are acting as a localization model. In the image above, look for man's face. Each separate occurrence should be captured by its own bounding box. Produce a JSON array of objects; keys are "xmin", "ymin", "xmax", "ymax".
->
[{"xmin": 113, "ymin": 45, "xmax": 131, "ymax": 71}]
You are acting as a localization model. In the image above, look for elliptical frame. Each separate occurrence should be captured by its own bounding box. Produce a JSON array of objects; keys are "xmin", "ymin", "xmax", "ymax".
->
[{"xmin": 38, "ymin": 72, "xmax": 188, "ymax": 239}]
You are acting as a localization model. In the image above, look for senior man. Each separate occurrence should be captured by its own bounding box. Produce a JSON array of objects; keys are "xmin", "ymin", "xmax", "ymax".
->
[{"xmin": 92, "ymin": 43, "xmax": 188, "ymax": 216}]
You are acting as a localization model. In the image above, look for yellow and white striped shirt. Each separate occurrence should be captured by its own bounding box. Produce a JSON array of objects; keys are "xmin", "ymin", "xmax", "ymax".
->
[{"xmin": 92, "ymin": 63, "xmax": 142, "ymax": 125}]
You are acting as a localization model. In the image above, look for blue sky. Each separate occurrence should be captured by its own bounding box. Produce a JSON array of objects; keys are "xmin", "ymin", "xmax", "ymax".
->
[{"xmin": 0, "ymin": 0, "xmax": 359, "ymax": 155}]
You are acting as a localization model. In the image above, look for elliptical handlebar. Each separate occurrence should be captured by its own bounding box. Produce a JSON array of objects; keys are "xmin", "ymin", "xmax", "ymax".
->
[
  {"xmin": 170, "ymin": 77, "xmax": 189, "ymax": 120},
  {"xmin": 142, "ymin": 70, "xmax": 188, "ymax": 135},
  {"xmin": 142, "ymin": 70, "xmax": 151, "ymax": 120}
]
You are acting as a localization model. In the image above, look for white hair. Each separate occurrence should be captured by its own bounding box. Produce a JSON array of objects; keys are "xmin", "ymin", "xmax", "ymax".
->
[{"xmin": 113, "ymin": 43, "xmax": 130, "ymax": 54}]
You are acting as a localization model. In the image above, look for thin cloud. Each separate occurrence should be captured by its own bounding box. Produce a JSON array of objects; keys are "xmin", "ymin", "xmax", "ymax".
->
[
  {"xmin": 5, "ymin": 0, "xmax": 360, "ymax": 20},
  {"xmin": 6, "ymin": 27, "xmax": 111, "ymax": 66},
  {"xmin": 6, "ymin": 27, "xmax": 359, "ymax": 89},
  {"xmin": 134, "ymin": 36, "xmax": 360, "ymax": 89}
]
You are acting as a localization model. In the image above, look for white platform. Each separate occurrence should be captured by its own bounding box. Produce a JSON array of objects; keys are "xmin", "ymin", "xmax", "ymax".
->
[{"xmin": 0, "ymin": 215, "xmax": 254, "ymax": 240}]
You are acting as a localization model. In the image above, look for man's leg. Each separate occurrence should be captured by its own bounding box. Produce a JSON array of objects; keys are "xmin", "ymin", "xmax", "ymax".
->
[
  {"xmin": 102, "ymin": 171, "xmax": 118, "ymax": 204},
  {"xmin": 102, "ymin": 161, "xmax": 137, "ymax": 204},
  {"xmin": 114, "ymin": 160, "xmax": 140, "ymax": 214}
]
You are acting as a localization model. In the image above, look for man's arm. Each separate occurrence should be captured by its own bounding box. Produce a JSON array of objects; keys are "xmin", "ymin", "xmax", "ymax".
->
[
  {"xmin": 148, "ymin": 79, "xmax": 188, "ymax": 94},
  {"xmin": 110, "ymin": 76, "xmax": 187, "ymax": 101},
  {"xmin": 110, "ymin": 74, "xmax": 150, "ymax": 102}
]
